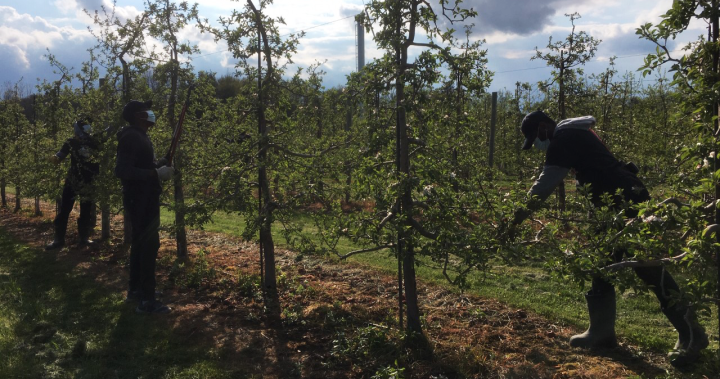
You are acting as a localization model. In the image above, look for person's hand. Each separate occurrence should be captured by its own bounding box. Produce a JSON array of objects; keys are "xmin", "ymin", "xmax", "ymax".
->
[
  {"xmin": 496, "ymin": 217, "xmax": 518, "ymax": 245},
  {"xmin": 48, "ymin": 155, "xmax": 61, "ymax": 164},
  {"xmin": 512, "ymin": 207, "xmax": 531, "ymax": 226},
  {"xmin": 156, "ymin": 157, "xmax": 168, "ymax": 167},
  {"xmin": 156, "ymin": 166, "xmax": 174, "ymax": 181}
]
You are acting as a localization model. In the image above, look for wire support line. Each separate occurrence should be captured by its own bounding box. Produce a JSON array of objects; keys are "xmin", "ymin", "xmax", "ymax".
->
[
  {"xmin": 280, "ymin": 14, "xmax": 355, "ymax": 37},
  {"xmin": 494, "ymin": 49, "xmax": 689, "ymax": 75}
]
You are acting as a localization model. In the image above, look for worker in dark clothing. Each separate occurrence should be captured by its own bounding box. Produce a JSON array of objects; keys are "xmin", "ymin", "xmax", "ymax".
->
[
  {"xmin": 46, "ymin": 119, "xmax": 99, "ymax": 250},
  {"xmin": 512, "ymin": 110, "xmax": 708, "ymax": 368},
  {"xmin": 115, "ymin": 100, "xmax": 174, "ymax": 314}
]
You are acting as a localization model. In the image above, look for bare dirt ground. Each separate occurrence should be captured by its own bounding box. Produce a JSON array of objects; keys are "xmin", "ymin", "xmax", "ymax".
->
[{"xmin": 0, "ymin": 196, "xmax": 690, "ymax": 378}]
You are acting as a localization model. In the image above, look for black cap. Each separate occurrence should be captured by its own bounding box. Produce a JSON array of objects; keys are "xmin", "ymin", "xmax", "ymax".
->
[
  {"xmin": 122, "ymin": 100, "xmax": 152, "ymax": 123},
  {"xmin": 520, "ymin": 110, "xmax": 554, "ymax": 150},
  {"xmin": 75, "ymin": 116, "xmax": 92, "ymax": 126}
]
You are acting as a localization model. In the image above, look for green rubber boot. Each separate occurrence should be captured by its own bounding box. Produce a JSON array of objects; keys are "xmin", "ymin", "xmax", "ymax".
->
[
  {"xmin": 665, "ymin": 306, "xmax": 709, "ymax": 368},
  {"xmin": 570, "ymin": 288, "xmax": 618, "ymax": 349}
]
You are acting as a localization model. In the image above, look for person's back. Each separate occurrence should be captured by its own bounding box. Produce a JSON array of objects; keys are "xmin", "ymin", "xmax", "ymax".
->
[
  {"xmin": 63, "ymin": 135, "xmax": 99, "ymax": 189},
  {"xmin": 115, "ymin": 125, "xmax": 162, "ymax": 196},
  {"xmin": 545, "ymin": 119, "xmax": 648, "ymax": 208}
]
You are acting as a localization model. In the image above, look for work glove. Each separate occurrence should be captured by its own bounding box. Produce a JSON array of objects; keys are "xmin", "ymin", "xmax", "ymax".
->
[
  {"xmin": 156, "ymin": 166, "xmax": 175, "ymax": 181},
  {"xmin": 497, "ymin": 217, "xmax": 518, "ymax": 245},
  {"xmin": 511, "ymin": 207, "xmax": 531, "ymax": 226},
  {"xmin": 156, "ymin": 157, "xmax": 169, "ymax": 167},
  {"xmin": 48, "ymin": 155, "xmax": 61, "ymax": 164}
]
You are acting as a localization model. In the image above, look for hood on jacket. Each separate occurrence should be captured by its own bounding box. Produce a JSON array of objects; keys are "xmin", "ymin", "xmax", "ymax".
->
[{"xmin": 556, "ymin": 116, "xmax": 596, "ymax": 132}]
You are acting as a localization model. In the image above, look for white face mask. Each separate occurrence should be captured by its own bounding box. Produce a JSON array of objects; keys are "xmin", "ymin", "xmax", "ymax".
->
[
  {"xmin": 145, "ymin": 110, "xmax": 156, "ymax": 124},
  {"xmin": 73, "ymin": 122, "xmax": 92, "ymax": 137},
  {"xmin": 533, "ymin": 137, "xmax": 550, "ymax": 151}
]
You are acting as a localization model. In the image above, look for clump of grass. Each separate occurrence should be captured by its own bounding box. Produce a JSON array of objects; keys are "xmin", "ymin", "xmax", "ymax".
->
[{"xmin": 168, "ymin": 249, "xmax": 217, "ymax": 290}]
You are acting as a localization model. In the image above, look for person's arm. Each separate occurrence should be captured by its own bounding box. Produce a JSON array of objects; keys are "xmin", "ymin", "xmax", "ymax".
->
[
  {"xmin": 49, "ymin": 141, "xmax": 70, "ymax": 164},
  {"xmin": 527, "ymin": 165, "xmax": 570, "ymax": 202},
  {"xmin": 154, "ymin": 157, "xmax": 168, "ymax": 168},
  {"xmin": 114, "ymin": 133, "xmax": 157, "ymax": 181},
  {"xmin": 512, "ymin": 165, "xmax": 570, "ymax": 225}
]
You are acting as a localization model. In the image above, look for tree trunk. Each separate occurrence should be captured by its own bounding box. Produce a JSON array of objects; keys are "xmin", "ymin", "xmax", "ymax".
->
[
  {"xmin": 14, "ymin": 186, "xmax": 20, "ymax": 212},
  {"xmin": 489, "ymin": 92, "xmax": 497, "ymax": 168},
  {"xmin": 120, "ymin": 57, "xmax": 133, "ymax": 247},
  {"xmin": 396, "ymin": 1, "xmax": 422, "ymax": 334},
  {"xmin": 101, "ymin": 203, "xmax": 111, "ymax": 240},
  {"xmin": 557, "ymin": 59, "xmax": 566, "ymax": 214},
  {"xmin": 345, "ymin": 98, "xmax": 353, "ymax": 204},
  {"xmin": 165, "ymin": 13, "xmax": 189, "ymax": 259},
  {"xmin": 259, "ymin": 191, "xmax": 276, "ymax": 291},
  {"xmin": 258, "ymin": 104, "xmax": 276, "ymax": 292},
  {"xmin": 1, "ymin": 177, "xmax": 6, "ymax": 207},
  {"xmin": 174, "ymin": 152, "xmax": 188, "ymax": 258},
  {"xmin": 249, "ymin": 0, "xmax": 277, "ymax": 294},
  {"xmin": 711, "ymin": 0, "xmax": 720, "ymax": 347},
  {"xmin": 34, "ymin": 196, "xmax": 41, "ymax": 216},
  {"xmin": 516, "ymin": 83, "xmax": 524, "ymax": 179}
]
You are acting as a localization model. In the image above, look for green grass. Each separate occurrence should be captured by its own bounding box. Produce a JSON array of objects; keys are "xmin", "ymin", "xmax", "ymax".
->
[
  {"xmin": 160, "ymin": 206, "xmax": 718, "ymax": 357},
  {"xmin": 350, "ymin": 253, "xmax": 705, "ymax": 352},
  {"xmin": 0, "ymin": 228, "xmax": 240, "ymax": 379},
  {"xmin": 1, "ymin": 202, "xmax": 718, "ymax": 377}
]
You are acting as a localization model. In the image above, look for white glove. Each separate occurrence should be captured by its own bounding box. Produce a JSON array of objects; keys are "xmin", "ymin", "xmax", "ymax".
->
[{"xmin": 156, "ymin": 166, "xmax": 175, "ymax": 181}]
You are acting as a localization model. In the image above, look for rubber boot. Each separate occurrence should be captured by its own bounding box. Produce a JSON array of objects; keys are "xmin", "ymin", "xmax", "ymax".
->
[
  {"xmin": 77, "ymin": 200, "xmax": 96, "ymax": 247},
  {"xmin": 78, "ymin": 227, "xmax": 95, "ymax": 247},
  {"xmin": 45, "ymin": 224, "xmax": 66, "ymax": 250},
  {"xmin": 569, "ymin": 288, "xmax": 618, "ymax": 348},
  {"xmin": 664, "ymin": 306, "xmax": 709, "ymax": 368}
]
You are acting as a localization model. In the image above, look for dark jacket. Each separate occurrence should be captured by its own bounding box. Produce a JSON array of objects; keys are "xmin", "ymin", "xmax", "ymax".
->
[
  {"xmin": 528, "ymin": 116, "xmax": 649, "ymax": 210},
  {"xmin": 114, "ymin": 125, "xmax": 161, "ymax": 196},
  {"xmin": 546, "ymin": 127, "xmax": 648, "ymax": 206},
  {"xmin": 56, "ymin": 135, "xmax": 99, "ymax": 186}
]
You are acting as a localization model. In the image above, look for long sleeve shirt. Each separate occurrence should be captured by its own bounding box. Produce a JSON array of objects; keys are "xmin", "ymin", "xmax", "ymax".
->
[
  {"xmin": 55, "ymin": 135, "xmax": 99, "ymax": 185},
  {"xmin": 527, "ymin": 116, "xmax": 648, "ymax": 207},
  {"xmin": 114, "ymin": 125, "xmax": 161, "ymax": 196}
]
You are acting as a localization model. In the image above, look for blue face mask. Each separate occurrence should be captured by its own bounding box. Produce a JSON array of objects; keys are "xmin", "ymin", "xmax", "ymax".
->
[
  {"xmin": 73, "ymin": 122, "xmax": 92, "ymax": 137},
  {"xmin": 533, "ymin": 138, "xmax": 550, "ymax": 151},
  {"xmin": 145, "ymin": 110, "xmax": 156, "ymax": 124}
]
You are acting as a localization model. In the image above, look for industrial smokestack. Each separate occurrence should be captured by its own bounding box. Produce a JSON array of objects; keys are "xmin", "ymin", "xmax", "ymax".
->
[{"xmin": 356, "ymin": 13, "xmax": 365, "ymax": 71}]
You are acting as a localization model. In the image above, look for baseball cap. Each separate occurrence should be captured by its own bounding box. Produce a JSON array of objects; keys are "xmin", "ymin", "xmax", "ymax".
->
[
  {"xmin": 122, "ymin": 100, "xmax": 152, "ymax": 123},
  {"xmin": 520, "ymin": 110, "xmax": 554, "ymax": 150}
]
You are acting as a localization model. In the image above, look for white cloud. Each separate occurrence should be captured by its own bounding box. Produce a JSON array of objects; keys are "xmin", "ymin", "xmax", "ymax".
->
[
  {"xmin": 633, "ymin": 0, "xmax": 674, "ymax": 25},
  {"xmin": 584, "ymin": 22, "xmax": 637, "ymax": 41},
  {"xmin": 0, "ymin": 43, "xmax": 30, "ymax": 69},
  {"xmin": 0, "ymin": 9, "xmax": 69, "ymax": 50},
  {"xmin": 500, "ymin": 49, "xmax": 539, "ymax": 60},
  {"xmin": 482, "ymin": 31, "xmax": 517, "ymax": 45},
  {"xmin": 218, "ymin": 52, "xmax": 236, "ymax": 70},
  {"xmin": 0, "ymin": 0, "xmax": 708, "ymax": 91},
  {"xmin": 53, "ymin": 0, "xmax": 77, "ymax": 14}
]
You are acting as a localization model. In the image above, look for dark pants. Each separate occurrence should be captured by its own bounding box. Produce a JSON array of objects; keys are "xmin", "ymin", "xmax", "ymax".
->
[
  {"xmin": 591, "ymin": 264, "xmax": 681, "ymax": 311},
  {"xmin": 591, "ymin": 188, "xmax": 683, "ymax": 311},
  {"xmin": 53, "ymin": 181, "xmax": 96, "ymax": 241},
  {"xmin": 124, "ymin": 192, "xmax": 161, "ymax": 302}
]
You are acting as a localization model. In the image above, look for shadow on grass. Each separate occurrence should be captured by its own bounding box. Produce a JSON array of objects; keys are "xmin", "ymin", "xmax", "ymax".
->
[
  {"xmin": 0, "ymin": 228, "xmax": 243, "ymax": 378},
  {"xmin": 1, "ymin": 208, "xmax": 708, "ymax": 379}
]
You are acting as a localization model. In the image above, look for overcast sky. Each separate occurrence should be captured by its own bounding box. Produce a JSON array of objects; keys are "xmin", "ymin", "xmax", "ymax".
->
[{"xmin": 0, "ymin": 0, "xmax": 703, "ymax": 94}]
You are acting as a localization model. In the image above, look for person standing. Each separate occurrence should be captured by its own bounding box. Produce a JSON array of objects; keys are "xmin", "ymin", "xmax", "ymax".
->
[
  {"xmin": 511, "ymin": 110, "xmax": 708, "ymax": 368},
  {"xmin": 115, "ymin": 100, "xmax": 174, "ymax": 314},
  {"xmin": 46, "ymin": 118, "xmax": 99, "ymax": 250}
]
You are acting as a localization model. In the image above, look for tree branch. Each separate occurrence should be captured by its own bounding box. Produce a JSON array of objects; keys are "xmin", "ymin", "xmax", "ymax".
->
[
  {"xmin": 408, "ymin": 217, "xmax": 438, "ymax": 239},
  {"xmin": 602, "ymin": 252, "xmax": 689, "ymax": 271},
  {"xmin": 335, "ymin": 244, "xmax": 394, "ymax": 260},
  {"xmin": 264, "ymin": 141, "xmax": 346, "ymax": 158}
]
